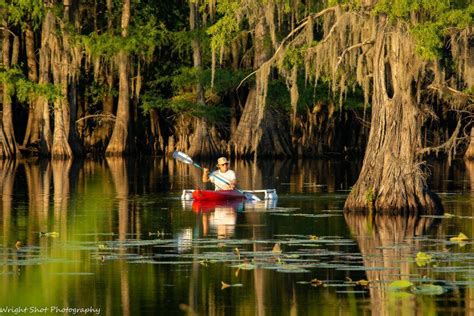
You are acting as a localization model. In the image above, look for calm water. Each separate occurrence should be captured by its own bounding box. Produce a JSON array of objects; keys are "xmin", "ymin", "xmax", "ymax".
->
[{"xmin": 1, "ymin": 158, "xmax": 474, "ymax": 315}]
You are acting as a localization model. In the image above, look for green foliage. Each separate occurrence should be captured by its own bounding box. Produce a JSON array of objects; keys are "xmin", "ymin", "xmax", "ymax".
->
[
  {"xmin": 0, "ymin": 67, "xmax": 60, "ymax": 103},
  {"xmin": 3, "ymin": 0, "xmax": 45, "ymax": 30},
  {"xmin": 84, "ymin": 82, "xmax": 116, "ymax": 108},
  {"xmin": 79, "ymin": 20, "xmax": 168, "ymax": 62},
  {"xmin": 372, "ymin": 0, "xmax": 474, "ymax": 60},
  {"xmin": 365, "ymin": 188, "xmax": 374, "ymax": 206},
  {"xmin": 207, "ymin": 0, "xmax": 241, "ymax": 51},
  {"xmin": 281, "ymin": 47, "xmax": 303, "ymax": 70}
]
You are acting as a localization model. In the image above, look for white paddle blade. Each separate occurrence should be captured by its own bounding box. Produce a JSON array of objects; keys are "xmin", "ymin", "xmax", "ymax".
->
[
  {"xmin": 173, "ymin": 151, "xmax": 194, "ymax": 165},
  {"xmin": 244, "ymin": 192, "xmax": 261, "ymax": 201}
]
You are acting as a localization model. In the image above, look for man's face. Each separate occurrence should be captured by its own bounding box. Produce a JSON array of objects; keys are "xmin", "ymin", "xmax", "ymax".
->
[{"xmin": 218, "ymin": 162, "xmax": 229, "ymax": 172}]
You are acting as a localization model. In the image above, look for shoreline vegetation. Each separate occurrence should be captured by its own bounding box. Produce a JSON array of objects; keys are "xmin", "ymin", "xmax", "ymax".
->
[{"xmin": 0, "ymin": 0, "xmax": 472, "ymax": 212}]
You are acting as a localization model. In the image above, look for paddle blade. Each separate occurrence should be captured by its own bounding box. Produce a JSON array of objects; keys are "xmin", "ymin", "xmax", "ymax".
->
[
  {"xmin": 173, "ymin": 151, "xmax": 194, "ymax": 165},
  {"xmin": 244, "ymin": 192, "xmax": 261, "ymax": 201}
]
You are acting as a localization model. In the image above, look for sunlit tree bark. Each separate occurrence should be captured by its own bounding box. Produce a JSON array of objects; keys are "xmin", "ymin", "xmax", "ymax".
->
[
  {"xmin": 106, "ymin": 0, "xmax": 132, "ymax": 156},
  {"xmin": 345, "ymin": 19, "xmax": 443, "ymax": 213},
  {"xmin": 22, "ymin": 23, "xmax": 41, "ymax": 149},
  {"xmin": 37, "ymin": 8, "xmax": 54, "ymax": 156},
  {"xmin": 0, "ymin": 22, "xmax": 21, "ymax": 158}
]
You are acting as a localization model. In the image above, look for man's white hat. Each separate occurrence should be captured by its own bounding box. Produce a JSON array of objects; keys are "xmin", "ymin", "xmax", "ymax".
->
[{"xmin": 217, "ymin": 157, "xmax": 229, "ymax": 165}]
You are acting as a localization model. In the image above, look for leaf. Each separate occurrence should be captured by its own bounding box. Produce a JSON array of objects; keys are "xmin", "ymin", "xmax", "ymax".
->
[
  {"xmin": 221, "ymin": 281, "xmax": 231, "ymax": 290},
  {"xmin": 389, "ymin": 280, "xmax": 414, "ymax": 291},
  {"xmin": 234, "ymin": 263, "xmax": 256, "ymax": 270},
  {"xmin": 415, "ymin": 252, "xmax": 433, "ymax": 267},
  {"xmin": 450, "ymin": 233, "xmax": 469, "ymax": 242},
  {"xmin": 272, "ymin": 243, "xmax": 282, "ymax": 254},
  {"xmin": 309, "ymin": 235, "xmax": 319, "ymax": 240},
  {"xmin": 411, "ymin": 284, "xmax": 445, "ymax": 295},
  {"xmin": 221, "ymin": 281, "xmax": 243, "ymax": 290},
  {"xmin": 233, "ymin": 248, "xmax": 240, "ymax": 260},
  {"xmin": 39, "ymin": 232, "xmax": 59, "ymax": 238},
  {"xmin": 356, "ymin": 279, "xmax": 369, "ymax": 286},
  {"xmin": 310, "ymin": 279, "xmax": 323, "ymax": 287}
]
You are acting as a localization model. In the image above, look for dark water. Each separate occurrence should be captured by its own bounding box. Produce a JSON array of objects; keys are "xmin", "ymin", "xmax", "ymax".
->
[{"xmin": 1, "ymin": 158, "xmax": 474, "ymax": 315}]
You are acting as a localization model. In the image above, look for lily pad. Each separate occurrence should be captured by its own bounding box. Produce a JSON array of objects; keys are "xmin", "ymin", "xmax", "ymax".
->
[
  {"xmin": 411, "ymin": 284, "xmax": 445, "ymax": 295},
  {"xmin": 389, "ymin": 280, "xmax": 414, "ymax": 291},
  {"xmin": 450, "ymin": 233, "xmax": 469, "ymax": 242},
  {"xmin": 415, "ymin": 252, "xmax": 433, "ymax": 267}
]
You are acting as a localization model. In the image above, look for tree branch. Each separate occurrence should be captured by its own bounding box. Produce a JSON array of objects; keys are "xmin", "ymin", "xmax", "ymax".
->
[
  {"xmin": 416, "ymin": 118, "xmax": 462, "ymax": 156},
  {"xmin": 236, "ymin": 6, "xmax": 340, "ymax": 91},
  {"xmin": 428, "ymin": 83, "xmax": 473, "ymax": 108},
  {"xmin": 335, "ymin": 38, "xmax": 375, "ymax": 71}
]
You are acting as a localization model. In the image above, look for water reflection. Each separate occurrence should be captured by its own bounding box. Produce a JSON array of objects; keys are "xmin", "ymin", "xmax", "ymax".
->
[
  {"xmin": 344, "ymin": 213, "xmax": 442, "ymax": 315},
  {"xmin": 0, "ymin": 158, "xmax": 473, "ymax": 314}
]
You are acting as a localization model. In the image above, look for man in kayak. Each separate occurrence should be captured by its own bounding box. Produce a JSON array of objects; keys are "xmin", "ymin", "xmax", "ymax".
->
[{"xmin": 202, "ymin": 157, "xmax": 237, "ymax": 191}]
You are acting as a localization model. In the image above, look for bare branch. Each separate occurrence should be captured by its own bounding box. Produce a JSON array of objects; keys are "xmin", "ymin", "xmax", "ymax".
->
[
  {"xmin": 76, "ymin": 113, "xmax": 116, "ymax": 124},
  {"xmin": 428, "ymin": 83, "xmax": 474, "ymax": 108},
  {"xmin": 416, "ymin": 118, "xmax": 462, "ymax": 156},
  {"xmin": 335, "ymin": 38, "xmax": 375, "ymax": 71}
]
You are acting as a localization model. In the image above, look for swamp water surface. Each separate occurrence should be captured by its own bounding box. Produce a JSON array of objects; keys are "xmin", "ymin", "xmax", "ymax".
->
[{"xmin": 1, "ymin": 158, "xmax": 474, "ymax": 315}]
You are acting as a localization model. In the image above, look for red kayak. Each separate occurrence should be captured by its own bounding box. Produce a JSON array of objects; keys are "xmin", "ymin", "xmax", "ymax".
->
[{"xmin": 192, "ymin": 189, "xmax": 246, "ymax": 201}]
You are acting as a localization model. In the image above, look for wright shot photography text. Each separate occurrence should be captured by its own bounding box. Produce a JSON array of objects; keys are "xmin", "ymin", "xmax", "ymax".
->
[{"xmin": 0, "ymin": 306, "xmax": 101, "ymax": 315}]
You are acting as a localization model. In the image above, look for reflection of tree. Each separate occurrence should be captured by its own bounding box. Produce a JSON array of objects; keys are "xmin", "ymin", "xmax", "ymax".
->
[
  {"xmin": 344, "ymin": 213, "xmax": 441, "ymax": 315},
  {"xmin": 106, "ymin": 158, "xmax": 130, "ymax": 316},
  {"xmin": 466, "ymin": 160, "xmax": 474, "ymax": 192},
  {"xmin": 25, "ymin": 161, "xmax": 52, "ymax": 239},
  {"xmin": 52, "ymin": 160, "xmax": 72, "ymax": 238},
  {"xmin": 0, "ymin": 160, "xmax": 17, "ymax": 250}
]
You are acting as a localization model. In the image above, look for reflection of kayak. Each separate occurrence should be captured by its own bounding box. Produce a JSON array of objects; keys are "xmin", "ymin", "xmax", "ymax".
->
[
  {"xmin": 192, "ymin": 189, "xmax": 246, "ymax": 201},
  {"xmin": 192, "ymin": 200, "xmax": 244, "ymax": 213}
]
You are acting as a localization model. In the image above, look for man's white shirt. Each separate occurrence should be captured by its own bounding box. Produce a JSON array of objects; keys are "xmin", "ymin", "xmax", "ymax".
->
[{"xmin": 210, "ymin": 170, "xmax": 236, "ymax": 190}]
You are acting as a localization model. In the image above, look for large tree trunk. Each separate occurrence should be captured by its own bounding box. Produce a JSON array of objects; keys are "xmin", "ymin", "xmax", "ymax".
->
[
  {"xmin": 51, "ymin": 50, "xmax": 73, "ymax": 159},
  {"xmin": 0, "ymin": 26, "xmax": 21, "ymax": 159},
  {"xmin": 187, "ymin": 1, "xmax": 220, "ymax": 158},
  {"xmin": 22, "ymin": 23, "xmax": 41, "ymax": 149},
  {"xmin": 230, "ymin": 15, "xmax": 293, "ymax": 159},
  {"xmin": 51, "ymin": 1, "xmax": 74, "ymax": 159},
  {"xmin": 106, "ymin": 0, "xmax": 131, "ymax": 156},
  {"xmin": 344, "ymin": 19, "xmax": 442, "ymax": 214},
  {"xmin": 37, "ymin": 9, "xmax": 55, "ymax": 156},
  {"xmin": 51, "ymin": 0, "xmax": 83, "ymax": 159}
]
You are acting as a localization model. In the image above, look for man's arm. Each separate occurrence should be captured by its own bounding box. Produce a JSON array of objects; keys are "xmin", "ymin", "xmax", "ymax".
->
[{"xmin": 202, "ymin": 168, "xmax": 210, "ymax": 183}]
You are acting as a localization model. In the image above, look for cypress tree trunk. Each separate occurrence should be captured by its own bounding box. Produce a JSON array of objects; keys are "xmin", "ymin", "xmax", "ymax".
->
[
  {"xmin": 106, "ymin": 0, "xmax": 131, "ymax": 156},
  {"xmin": 38, "ymin": 9, "xmax": 54, "ymax": 156},
  {"xmin": 51, "ymin": 1, "xmax": 74, "ymax": 159},
  {"xmin": 230, "ymin": 14, "xmax": 293, "ymax": 159},
  {"xmin": 51, "ymin": 50, "xmax": 73, "ymax": 159},
  {"xmin": 0, "ymin": 25, "xmax": 21, "ymax": 159},
  {"xmin": 344, "ymin": 19, "xmax": 442, "ymax": 214},
  {"xmin": 187, "ymin": 1, "xmax": 219, "ymax": 158},
  {"xmin": 22, "ymin": 23, "xmax": 41, "ymax": 149}
]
